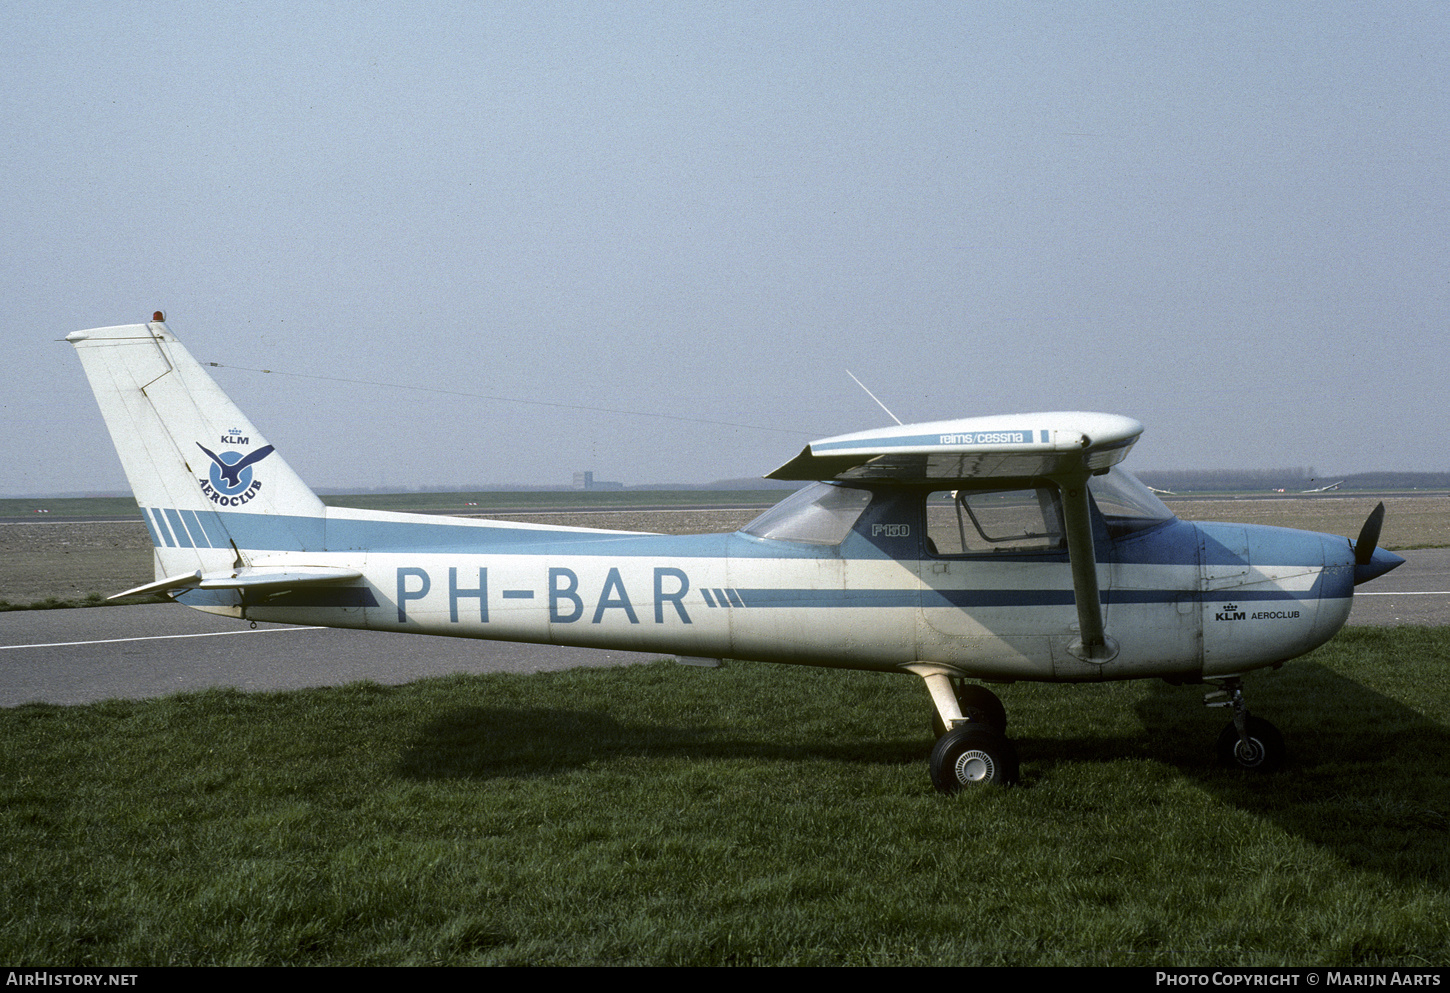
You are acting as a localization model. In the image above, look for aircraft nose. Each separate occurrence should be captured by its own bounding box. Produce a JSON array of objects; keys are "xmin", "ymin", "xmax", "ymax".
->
[{"xmin": 1354, "ymin": 545, "xmax": 1405, "ymax": 586}]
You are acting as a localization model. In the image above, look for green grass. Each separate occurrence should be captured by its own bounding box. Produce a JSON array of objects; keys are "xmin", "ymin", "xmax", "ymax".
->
[
  {"xmin": 2, "ymin": 628, "xmax": 1448, "ymax": 966},
  {"xmin": 0, "ymin": 496, "xmax": 144, "ymax": 519}
]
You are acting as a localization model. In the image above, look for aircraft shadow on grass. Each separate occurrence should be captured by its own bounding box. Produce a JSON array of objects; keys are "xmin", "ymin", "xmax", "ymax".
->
[
  {"xmin": 1131, "ymin": 661, "xmax": 1450, "ymax": 889},
  {"xmin": 396, "ymin": 661, "xmax": 1448, "ymax": 892},
  {"xmin": 394, "ymin": 704, "xmax": 925, "ymax": 783}
]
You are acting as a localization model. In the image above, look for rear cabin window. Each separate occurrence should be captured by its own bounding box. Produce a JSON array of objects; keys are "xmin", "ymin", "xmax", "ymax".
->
[
  {"xmin": 741, "ymin": 482, "xmax": 872, "ymax": 546},
  {"xmin": 925, "ymin": 486, "xmax": 1065, "ymax": 555}
]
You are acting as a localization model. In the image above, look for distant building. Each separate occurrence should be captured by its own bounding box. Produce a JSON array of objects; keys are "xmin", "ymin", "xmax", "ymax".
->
[{"xmin": 572, "ymin": 471, "xmax": 624, "ymax": 491}]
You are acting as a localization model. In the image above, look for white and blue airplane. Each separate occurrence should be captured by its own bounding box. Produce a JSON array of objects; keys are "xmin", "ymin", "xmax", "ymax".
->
[{"xmin": 67, "ymin": 317, "xmax": 1404, "ymax": 791}]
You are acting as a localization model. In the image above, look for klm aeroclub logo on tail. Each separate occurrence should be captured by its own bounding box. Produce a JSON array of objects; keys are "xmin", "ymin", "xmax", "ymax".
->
[{"xmin": 196, "ymin": 434, "xmax": 275, "ymax": 506}]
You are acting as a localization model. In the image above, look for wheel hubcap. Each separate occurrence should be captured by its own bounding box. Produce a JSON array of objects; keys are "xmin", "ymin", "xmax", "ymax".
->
[
  {"xmin": 954, "ymin": 749, "xmax": 995, "ymax": 783},
  {"xmin": 1235, "ymin": 738, "xmax": 1265, "ymax": 767}
]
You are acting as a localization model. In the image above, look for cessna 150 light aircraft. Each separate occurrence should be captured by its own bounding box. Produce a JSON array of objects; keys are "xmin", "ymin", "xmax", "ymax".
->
[{"xmin": 68, "ymin": 318, "xmax": 1405, "ymax": 791}]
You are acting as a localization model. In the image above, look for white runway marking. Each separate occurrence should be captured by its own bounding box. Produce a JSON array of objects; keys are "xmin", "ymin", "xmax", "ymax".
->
[
  {"xmin": 1, "ymin": 626, "xmax": 324, "ymax": 651},
  {"xmin": 1356, "ymin": 591, "xmax": 1450, "ymax": 596}
]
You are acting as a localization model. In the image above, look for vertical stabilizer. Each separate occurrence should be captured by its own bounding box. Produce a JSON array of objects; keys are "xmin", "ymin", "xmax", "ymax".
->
[{"xmin": 67, "ymin": 320, "xmax": 326, "ymax": 575}]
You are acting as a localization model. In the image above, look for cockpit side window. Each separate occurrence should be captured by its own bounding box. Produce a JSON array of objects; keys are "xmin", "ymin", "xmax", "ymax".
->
[
  {"xmin": 925, "ymin": 486, "xmax": 1065, "ymax": 555},
  {"xmin": 741, "ymin": 482, "xmax": 872, "ymax": 546}
]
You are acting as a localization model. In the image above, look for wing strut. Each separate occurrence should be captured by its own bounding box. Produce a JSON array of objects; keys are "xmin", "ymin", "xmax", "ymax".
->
[{"xmin": 1058, "ymin": 474, "xmax": 1118, "ymax": 663}]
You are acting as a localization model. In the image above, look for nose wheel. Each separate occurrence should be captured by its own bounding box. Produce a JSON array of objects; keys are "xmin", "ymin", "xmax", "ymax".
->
[{"xmin": 1206, "ymin": 678, "xmax": 1284, "ymax": 772}]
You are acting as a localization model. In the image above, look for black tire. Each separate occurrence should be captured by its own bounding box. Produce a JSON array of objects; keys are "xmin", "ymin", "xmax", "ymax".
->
[
  {"xmin": 930, "ymin": 726, "xmax": 1020, "ymax": 792},
  {"xmin": 931, "ymin": 681, "xmax": 1008, "ymax": 738},
  {"xmin": 1216, "ymin": 717, "xmax": 1285, "ymax": 772}
]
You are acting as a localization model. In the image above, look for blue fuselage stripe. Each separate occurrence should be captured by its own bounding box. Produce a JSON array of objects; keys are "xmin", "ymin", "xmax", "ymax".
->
[
  {"xmin": 142, "ymin": 508, "xmax": 1348, "ymax": 611},
  {"xmin": 141, "ymin": 509, "xmax": 163, "ymax": 547},
  {"xmin": 163, "ymin": 509, "xmax": 193, "ymax": 548}
]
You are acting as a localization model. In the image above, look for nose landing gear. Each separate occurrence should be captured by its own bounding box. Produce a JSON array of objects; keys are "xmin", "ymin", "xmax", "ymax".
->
[{"xmin": 1206, "ymin": 678, "xmax": 1284, "ymax": 772}]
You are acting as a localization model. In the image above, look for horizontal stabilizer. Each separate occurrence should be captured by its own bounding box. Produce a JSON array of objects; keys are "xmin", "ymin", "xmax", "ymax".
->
[
  {"xmin": 109, "ymin": 571, "xmax": 205, "ymax": 600},
  {"xmin": 767, "ymin": 412, "xmax": 1143, "ymax": 484},
  {"xmin": 110, "ymin": 566, "xmax": 365, "ymax": 600},
  {"xmin": 198, "ymin": 566, "xmax": 366, "ymax": 590}
]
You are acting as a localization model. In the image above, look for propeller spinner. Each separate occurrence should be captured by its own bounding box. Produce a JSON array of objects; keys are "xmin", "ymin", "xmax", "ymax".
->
[{"xmin": 1352, "ymin": 502, "xmax": 1404, "ymax": 585}]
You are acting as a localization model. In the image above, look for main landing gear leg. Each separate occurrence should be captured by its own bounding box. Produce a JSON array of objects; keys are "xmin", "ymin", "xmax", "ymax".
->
[
  {"xmin": 926, "ymin": 677, "xmax": 1009, "ymax": 738},
  {"xmin": 1205, "ymin": 677, "xmax": 1284, "ymax": 772},
  {"xmin": 906, "ymin": 666, "xmax": 1019, "ymax": 791}
]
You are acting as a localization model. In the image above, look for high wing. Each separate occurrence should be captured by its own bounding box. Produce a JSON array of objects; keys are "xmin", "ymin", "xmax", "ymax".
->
[
  {"xmin": 766, "ymin": 412, "xmax": 1143, "ymax": 484},
  {"xmin": 770, "ymin": 412, "xmax": 1145, "ymax": 663}
]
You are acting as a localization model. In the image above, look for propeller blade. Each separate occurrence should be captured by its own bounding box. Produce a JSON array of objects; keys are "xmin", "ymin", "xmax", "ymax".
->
[{"xmin": 1355, "ymin": 502, "xmax": 1385, "ymax": 566}]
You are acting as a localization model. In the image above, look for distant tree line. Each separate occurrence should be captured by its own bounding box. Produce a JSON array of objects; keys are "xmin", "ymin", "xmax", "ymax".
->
[
  {"xmin": 1337, "ymin": 471, "xmax": 1450, "ymax": 490},
  {"xmin": 1134, "ymin": 468, "xmax": 1316, "ymax": 492},
  {"xmin": 1134, "ymin": 469, "xmax": 1450, "ymax": 493}
]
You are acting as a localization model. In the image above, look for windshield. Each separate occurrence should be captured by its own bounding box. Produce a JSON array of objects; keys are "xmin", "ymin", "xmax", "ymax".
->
[
  {"xmin": 741, "ymin": 482, "xmax": 872, "ymax": 545},
  {"xmin": 1088, "ymin": 468, "xmax": 1176, "ymax": 537}
]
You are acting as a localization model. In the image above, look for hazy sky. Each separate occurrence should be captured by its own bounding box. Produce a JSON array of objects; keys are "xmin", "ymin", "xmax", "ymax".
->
[{"xmin": 4, "ymin": 2, "xmax": 1447, "ymax": 495}]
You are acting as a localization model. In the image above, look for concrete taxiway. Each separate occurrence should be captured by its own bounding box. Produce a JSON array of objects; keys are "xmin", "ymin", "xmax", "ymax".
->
[{"xmin": 0, "ymin": 605, "xmax": 665, "ymax": 708}]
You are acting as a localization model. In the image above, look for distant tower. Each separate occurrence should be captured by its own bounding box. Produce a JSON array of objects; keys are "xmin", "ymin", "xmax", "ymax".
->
[{"xmin": 572, "ymin": 471, "xmax": 594, "ymax": 491}]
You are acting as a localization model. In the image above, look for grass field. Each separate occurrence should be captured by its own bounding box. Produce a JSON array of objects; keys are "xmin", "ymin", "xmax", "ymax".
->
[
  {"xmin": 1167, "ymin": 495, "xmax": 1450, "ymax": 553},
  {"xmin": 2, "ymin": 626, "xmax": 1447, "ymax": 966},
  {"xmin": 3, "ymin": 493, "xmax": 1447, "ymax": 964}
]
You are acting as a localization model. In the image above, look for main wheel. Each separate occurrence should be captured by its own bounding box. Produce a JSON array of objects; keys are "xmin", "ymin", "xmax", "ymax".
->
[
  {"xmin": 931, "ymin": 681, "xmax": 1008, "ymax": 738},
  {"xmin": 1216, "ymin": 716, "xmax": 1284, "ymax": 772},
  {"xmin": 930, "ymin": 726, "xmax": 1020, "ymax": 792}
]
